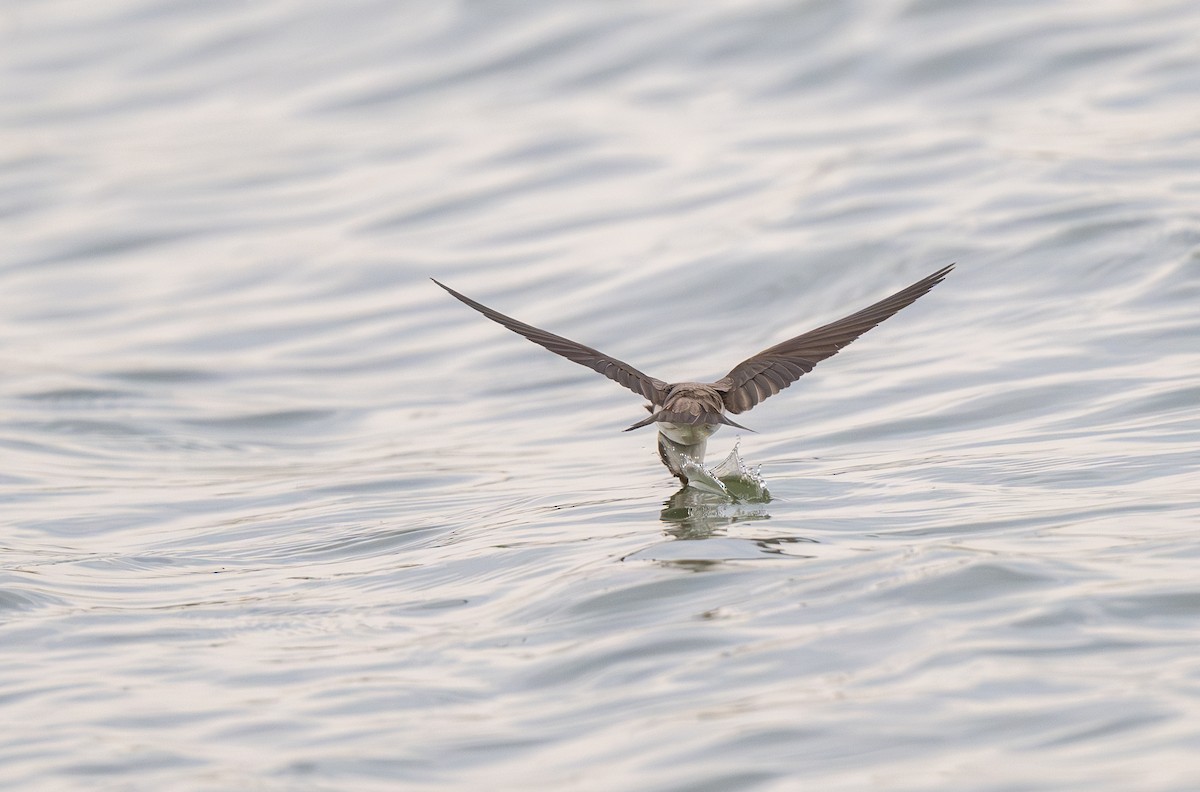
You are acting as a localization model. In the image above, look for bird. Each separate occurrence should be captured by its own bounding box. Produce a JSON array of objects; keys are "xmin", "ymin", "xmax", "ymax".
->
[{"xmin": 433, "ymin": 264, "xmax": 952, "ymax": 483}]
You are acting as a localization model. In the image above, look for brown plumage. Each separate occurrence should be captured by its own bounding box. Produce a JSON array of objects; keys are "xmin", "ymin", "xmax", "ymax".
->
[
  {"xmin": 433, "ymin": 265, "xmax": 952, "ymax": 479},
  {"xmin": 432, "ymin": 262, "xmax": 945, "ymax": 424}
]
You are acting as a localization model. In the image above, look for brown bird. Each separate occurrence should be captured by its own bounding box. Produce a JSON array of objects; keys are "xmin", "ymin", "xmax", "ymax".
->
[{"xmin": 433, "ymin": 265, "xmax": 952, "ymax": 482}]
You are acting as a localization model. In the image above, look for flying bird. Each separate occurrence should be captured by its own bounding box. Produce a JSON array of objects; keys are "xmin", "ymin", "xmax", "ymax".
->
[{"xmin": 433, "ymin": 265, "xmax": 952, "ymax": 483}]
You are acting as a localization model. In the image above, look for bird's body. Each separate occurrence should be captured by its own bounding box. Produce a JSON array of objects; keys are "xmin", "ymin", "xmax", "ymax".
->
[
  {"xmin": 434, "ymin": 265, "xmax": 952, "ymax": 484},
  {"xmin": 638, "ymin": 382, "xmax": 733, "ymax": 439},
  {"xmin": 647, "ymin": 383, "xmax": 727, "ymax": 478}
]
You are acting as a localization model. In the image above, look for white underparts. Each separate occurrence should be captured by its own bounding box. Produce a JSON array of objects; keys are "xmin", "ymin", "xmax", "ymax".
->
[{"xmin": 656, "ymin": 421, "xmax": 720, "ymax": 446}]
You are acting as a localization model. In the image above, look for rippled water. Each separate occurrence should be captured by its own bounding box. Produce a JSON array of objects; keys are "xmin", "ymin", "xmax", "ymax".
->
[{"xmin": 4, "ymin": 1, "xmax": 1200, "ymax": 790}]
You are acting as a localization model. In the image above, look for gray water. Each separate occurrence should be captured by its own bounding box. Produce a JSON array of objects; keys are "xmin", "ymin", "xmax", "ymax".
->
[{"xmin": 3, "ymin": 1, "xmax": 1200, "ymax": 790}]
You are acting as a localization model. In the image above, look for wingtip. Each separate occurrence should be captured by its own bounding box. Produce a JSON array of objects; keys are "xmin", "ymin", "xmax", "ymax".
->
[
  {"xmin": 918, "ymin": 263, "xmax": 955, "ymax": 290},
  {"xmin": 431, "ymin": 277, "xmax": 470, "ymax": 303}
]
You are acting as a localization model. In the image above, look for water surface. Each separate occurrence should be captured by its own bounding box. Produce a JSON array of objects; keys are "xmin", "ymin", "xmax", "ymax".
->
[{"xmin": 3, "ymin": 1, "xmax": 1200, "ymax": 790}]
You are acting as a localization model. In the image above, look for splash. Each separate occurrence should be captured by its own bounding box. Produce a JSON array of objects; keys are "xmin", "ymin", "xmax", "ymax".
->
[{"xmin": 674, "ymin": 441, "xmax": 770, "ymax": 502}]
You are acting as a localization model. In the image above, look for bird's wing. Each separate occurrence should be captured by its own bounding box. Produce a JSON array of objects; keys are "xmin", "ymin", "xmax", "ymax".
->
[
  {"xmin": 433, "ymin": 279, "xmax": 669, "ymax": 403},
  {"xmin": 715, "ymin": 264, "xmax": 953, "ymax": 414}
]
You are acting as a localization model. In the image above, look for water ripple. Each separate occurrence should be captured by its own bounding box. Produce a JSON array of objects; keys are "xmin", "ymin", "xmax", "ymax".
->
[{"xmin": 3, "ymin": 0, "xmax": 1200, "ymax": 790}]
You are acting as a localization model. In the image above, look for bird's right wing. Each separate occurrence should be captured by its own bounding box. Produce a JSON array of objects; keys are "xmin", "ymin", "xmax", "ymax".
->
[
  {"xmin": 716, "ymin": 264, "xmax": 953, "ymax": 414},
  {"xmin": 433, "ymin": 279, "xmax": 669, "ymax": 404}
]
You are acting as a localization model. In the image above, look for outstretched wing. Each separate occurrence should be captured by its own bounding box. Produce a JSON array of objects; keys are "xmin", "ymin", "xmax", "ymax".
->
[
  {"xmin": 716, "ymin": 264, "xmax": 954, "ymax": 414},
  {"xmin": 433, "ymin": 279, "xmax": 668, "ymax": 403}
]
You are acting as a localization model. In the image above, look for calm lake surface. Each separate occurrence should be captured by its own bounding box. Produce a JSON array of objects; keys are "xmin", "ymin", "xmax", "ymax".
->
[{"xmin": 3, "ymin": 1, "xmax": 1200, "ymax": 790}]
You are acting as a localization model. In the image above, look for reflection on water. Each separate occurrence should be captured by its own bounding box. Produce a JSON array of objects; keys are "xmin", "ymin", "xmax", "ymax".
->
[{"xmin": 659, "ymin": 485, "xmax": 772, "ymax": 540}]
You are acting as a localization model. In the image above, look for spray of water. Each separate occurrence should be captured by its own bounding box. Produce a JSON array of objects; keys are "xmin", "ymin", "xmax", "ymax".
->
[{"xmin": 669, "ymin": 440, "xmax": 770, "ymax": 502}]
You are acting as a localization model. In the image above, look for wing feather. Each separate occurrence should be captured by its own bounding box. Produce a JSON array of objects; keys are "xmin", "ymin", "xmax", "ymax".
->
[
  {"xmin": 715, "ymin": 265, "xmax": 953, "ymax": 414},
  {"xmin": 433, "ymin": 279, "xmax": 668, "ymax": 403}
]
